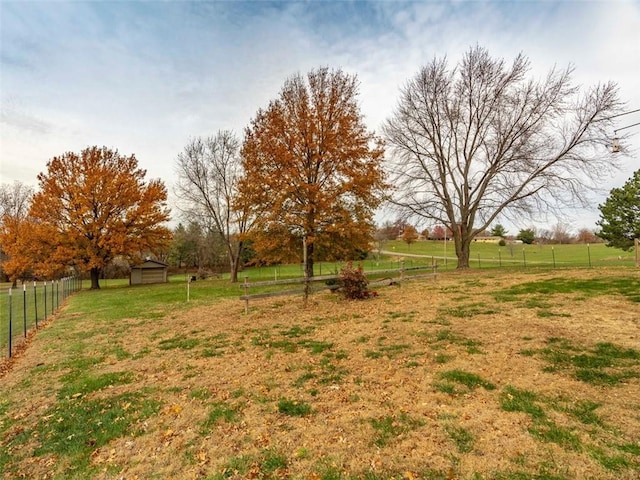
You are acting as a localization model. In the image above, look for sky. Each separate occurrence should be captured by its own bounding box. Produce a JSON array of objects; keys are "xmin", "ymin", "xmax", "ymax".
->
[{"xmin": 1, "ymin": 0, "xmax": 639, "ymax": 233}]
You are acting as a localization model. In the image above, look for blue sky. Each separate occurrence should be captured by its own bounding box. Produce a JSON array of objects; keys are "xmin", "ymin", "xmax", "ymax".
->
[{"xmin": 1, "ymin": 0, "xmax": 639, "ymax": 231}]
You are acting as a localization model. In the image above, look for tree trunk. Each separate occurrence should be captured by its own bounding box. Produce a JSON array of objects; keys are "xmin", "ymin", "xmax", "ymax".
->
[
  {"xmin": 229, "ymin": 241, "xmax": 243, "ymax": 283},
  {"xmin": 305, "ymin": 241, "xmax": 314, "ymax": 279},
  {"xmin": 90, "ymin": 267, "xmax": 101, "ymax": 289},
  {"xmin": 456, "ymin": 246, "xmax": 470, "ymax": 269},
  {"xmin": 454, "ymin": 229, "xmax": 472, "ymax": 269}
]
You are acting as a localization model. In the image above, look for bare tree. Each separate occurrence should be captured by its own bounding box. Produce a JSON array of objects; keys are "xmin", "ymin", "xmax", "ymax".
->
[
  {"xmin": 174, "ymin": 131, "xmax": 249, "ymax": 282},
  {"xmin": 384, "ymin": 46, "xmax": 624, "ymax": 268},
  {"xmin": 0, "ymin": 181, "xmax": 33, "ymax": 220},
  {"xmin": 550, "ymin": 223, "xmax": 574, "ymax": 244}
]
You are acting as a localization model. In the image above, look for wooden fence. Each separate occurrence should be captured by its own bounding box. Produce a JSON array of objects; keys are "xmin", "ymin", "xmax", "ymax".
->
[{"xmin": 240, "ymin": 263, "xmax": 437, "ymax": 313}]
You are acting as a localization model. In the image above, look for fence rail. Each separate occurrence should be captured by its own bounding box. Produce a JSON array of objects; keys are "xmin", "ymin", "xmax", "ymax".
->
[
  {"xmin": 240, "ymin": 263, "xmax": 437, "ymax": 313},
  {"xmin": 1, "ymin": 276, "xmax": 82, "ymax": 359}
]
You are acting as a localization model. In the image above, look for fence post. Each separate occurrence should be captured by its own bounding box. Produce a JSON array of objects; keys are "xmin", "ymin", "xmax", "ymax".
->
[
  {"xmin": 552, "ymin": 247, "xmax": 556, "ymax": 269},
  {"xmin": 244, "ymin": 276, "xmax": 249, "ymax": 314},
  {"xmin": 303, "ymin": 237, "xmax": 309, "ymax": 308},
  {"xmin": 44, "ymin": 282, "xmax": 47, "ymax": 320},
  {"xmin": 587, "ymin": 243, "xmax": 592, "ymax": 268},
  {"xmin": 522, "ymin": 248, "xmax": 527, "ymax": 268},
  {"xmin": 34, "ymin": 281, "xmax": 38, "ymax": 329},
  {"xmin": 400, "ymin": 261, "xmax": 405, "ymax": 280},
  {"xmin": 23, "ymin": 283, "xmax": 27, "ymax": 338},
  {"xmin": 8, "ymin": 288, "xmax": 12, "ymax": 358},
  {"xmin": 498, "ymin": 249, "xmax": 502, "ymax": 267}
]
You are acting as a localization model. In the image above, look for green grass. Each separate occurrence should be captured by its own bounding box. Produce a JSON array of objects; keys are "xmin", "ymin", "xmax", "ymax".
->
[
  {"xmin": 2, "ymin": 391, "xmax": 160, "ymax": 477},
  {"xmin": 435, "ymin": 369, "xmax": 496, "ymax": 394},
  {"xmin": 439, "ymin": 303, "xmax": 499, "ymax": 318},
  {"xmin": 500, "ymin": 385, "xmax": 546, "ymax": 420},
  {"xmin": 364, "ymin": 337, "xmax": 411, "ymax": 359},
  {"xmin": 58, "ymin": 370, "xmax": 135, "ymax": 399},
  {"xmin": 209, "ymin": 449, "xmax": 287, "ymax": 480},
  {"xmin": 525, "ymin": 337, "xmax": 640, "ymax": 386},
  {"xmin": 383, "ymin": 239, "xmax": 633, "ymax": 270},
  {"xmin": 202, "ymin": 401, "xmax": 241, "ymax": 429},
  {"xmin": 495, "ymin": 277, "xmax": 640, "ymax": 303},
  {"xmin": 278, "ymin": 398, "xmax": 312, "ymax": 416},
  {"xmin": 563, "ymin": 400, "xmax": 602, "ymax": 426},
  {"xmin": 0, "ymin": 281, "xmax": 71, "ymax": 358},
  {"xmin": 444, "ymin": 424, "xmax": 475, "ymax": 453},
  {"xmin": 158, "ymin": 335, "xmax": 200, "ymax": 350},
  {"xmin": 369, "ymin": 413, "xmax": 424, "ymax": 447},
  {"xmin": 430, "ymin": 329, "xmax": 484, "ymax": 354}
]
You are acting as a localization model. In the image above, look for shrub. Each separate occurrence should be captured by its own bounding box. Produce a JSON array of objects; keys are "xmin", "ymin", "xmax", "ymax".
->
[{"xmin": 339, "ymin": 262, "xmax": 376, "ymax": 300}]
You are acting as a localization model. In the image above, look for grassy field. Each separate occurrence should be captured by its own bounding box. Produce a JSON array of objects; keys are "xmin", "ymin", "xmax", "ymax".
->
[
  {"xmin": 380, "ymin": 240, "xmax": 634, "ymax": 270},
  {"xmin": 0, "ymin": 267, "xmax": 639, "ymax": 479}
]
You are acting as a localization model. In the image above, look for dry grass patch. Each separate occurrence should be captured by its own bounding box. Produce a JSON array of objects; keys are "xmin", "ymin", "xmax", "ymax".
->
[{"xmin": 1, "ymin": 269, "xmax": 639, "ymax": 479}]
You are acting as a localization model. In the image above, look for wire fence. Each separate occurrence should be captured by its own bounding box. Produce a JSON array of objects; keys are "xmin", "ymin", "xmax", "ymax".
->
[{"xmin": 1, "ymin": 276, "xmax": 82, "ymax": 359}]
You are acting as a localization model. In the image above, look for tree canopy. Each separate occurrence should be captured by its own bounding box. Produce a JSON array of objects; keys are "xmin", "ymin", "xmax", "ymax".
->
[
  {"xmin": 0, "ymin": 146, "xmax": 171, "ymax": 288},
  {"xmin": 517, "ymin": 228, "xmax": 535, "ymax": 245},
  {"xmin": 238, "ymin": 67, "xmax": 386, "ymax": 277},
  {"xmin": 384, "ymin": 46, "xmax": 623, "ymax": 269},
  {"xmin": 597, "ymin": 170, "xmax": 640, "ymax": 251},
  {"xmin": 0, "ymin": 181, "xmax": 34, "ymax": 282},
  {"xmin": 490, "ymin": 224, "xmax": 507, "ymax": 238}
]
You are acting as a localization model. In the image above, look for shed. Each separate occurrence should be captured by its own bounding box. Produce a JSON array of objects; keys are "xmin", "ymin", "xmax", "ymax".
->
[{"xmin": 130, "ymin": 259, "xmax": 169, "ymax": 285}]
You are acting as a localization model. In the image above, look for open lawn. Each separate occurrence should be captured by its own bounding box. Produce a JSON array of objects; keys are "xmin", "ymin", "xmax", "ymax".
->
[
  {"xmin": 1, "ymin": 268, "xmax": 639, "ymax": 479},
  {"xmin": 381, "ymin": 240, "xmax": 635, "ymax": 270}
]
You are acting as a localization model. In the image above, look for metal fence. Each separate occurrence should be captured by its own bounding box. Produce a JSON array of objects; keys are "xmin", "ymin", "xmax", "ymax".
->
[{"xmin": 1, "ymin": 277, "xmax": 82, "ymax": 359}]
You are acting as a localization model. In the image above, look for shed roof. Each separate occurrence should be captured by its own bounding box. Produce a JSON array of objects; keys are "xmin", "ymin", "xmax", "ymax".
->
[{"xmin": 131, "ymin": 259, "xmax": 168, "ymax": 269}]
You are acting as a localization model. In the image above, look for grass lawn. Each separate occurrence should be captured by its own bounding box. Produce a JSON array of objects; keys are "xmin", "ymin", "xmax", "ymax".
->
[
  {"xmin": 1, "ymin": 268, "xmax": 639, "ymax": 479},
  {"xmin": 381, "ymin": 240, "xmax": 634, "ymax": 270}
]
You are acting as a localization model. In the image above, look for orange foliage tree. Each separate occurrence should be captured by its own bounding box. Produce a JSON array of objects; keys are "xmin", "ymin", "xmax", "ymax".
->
[
  {"xmin": 238, "ymin": 67, "xmax": 386, "ymax": 277},
  {"xmin": 401, "ymin": 225, "xmax": 419, "ymax": 249},
  {"xmin": 0, "ymin": 181, "xmax": 34, "ymax": 283},
  {"xmin": 7, "ymin": 146, "xmax": 172, "ymax": 289}
]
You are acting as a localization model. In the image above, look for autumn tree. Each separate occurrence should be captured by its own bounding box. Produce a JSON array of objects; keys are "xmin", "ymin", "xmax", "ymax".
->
[
  {"xmin": 174, "ymin": 131, "xmax": 249, "ymax": 282},
  {"xmin": 401, "ymin": 225, "xmax": 419, "ymax": 249},
  {"xmin": 597, "ymin": 170, "xmax": 640, "ymax": 251},
  {"xmin": 238, "ymin": 67, "xmax": 386, "ymax": 277},
  {"xmin": 431, "ymin": 225, "xmax": 446, "ymax": 240},
  {"xmin": 384, "ymin": 46, "xmax": 624, "ymax": 269},
  {"xmin": 0, "ymin": 181, "xmax": 34, "ymax": 282},
  {"xmin": 13, "ymin": 146, "xmax": 171, "ymax": 289},
  {"xmin": 576, "ymin": 227, "xmax": 599, "ymax": 244}
]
